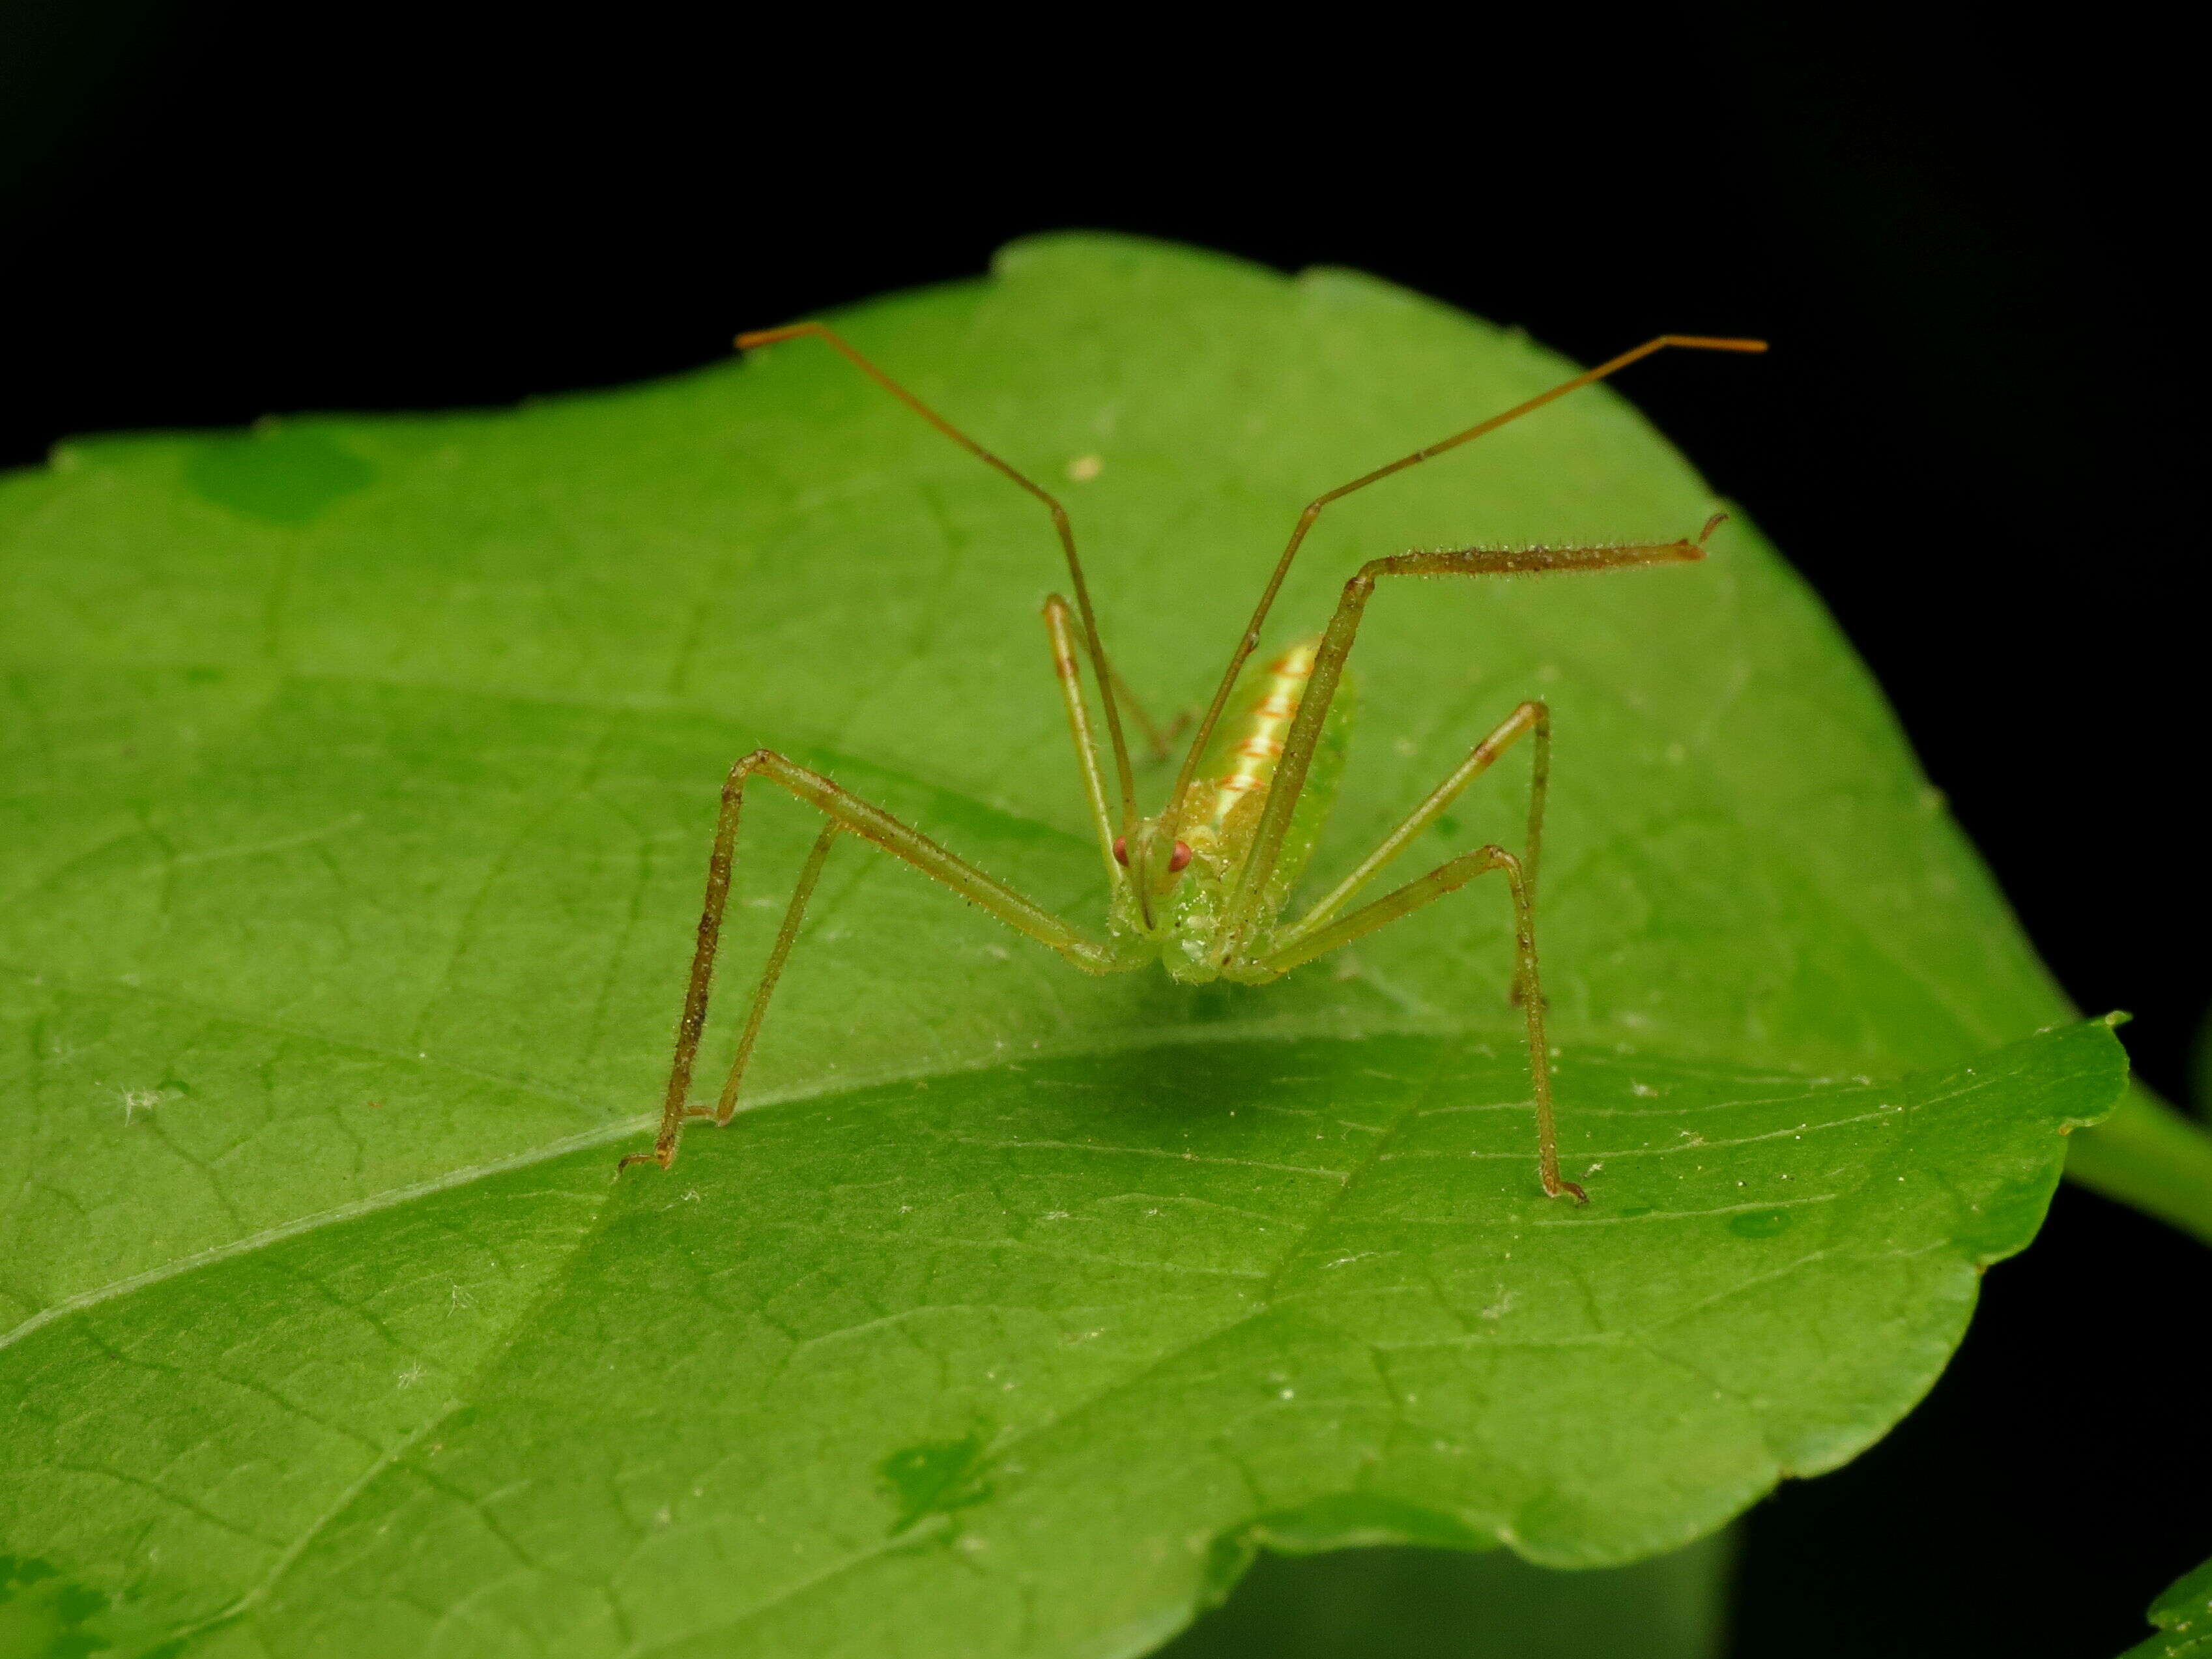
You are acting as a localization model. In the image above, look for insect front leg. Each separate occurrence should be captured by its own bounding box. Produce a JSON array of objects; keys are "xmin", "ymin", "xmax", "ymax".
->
[
  {"xmin": 1218, "ymin": 529, "xmax": 1706, "ymax": 958},
  {"xmin": 1043, "ymin": 596, "xmax": 1124, "ymax": 886},
  {"xmin": 1276, "ymin": 699, "xmax": 1551, "ymax": 960},
  {"xmin": 1044, "ymin": 595, "xmax": 1186, "ymax": 766},
  {"xmin": 1251, "ymin": 842, "xmax": 1583, "ymax": 1205},
  {"xmin": 622, "ymin": 749, "xmax": 1118, "ymax": 1174}
]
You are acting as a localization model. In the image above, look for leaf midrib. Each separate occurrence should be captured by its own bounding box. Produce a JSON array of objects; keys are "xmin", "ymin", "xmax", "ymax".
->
[
  {"xmin": 0, "ymin": 994, "xmax": 1525, "ymax": 1350},
  {"xmin": 9, "ymin": 1008, "xmax": 1934, "ymax": 1649},
  {"xmin": 0, "ymin": 927, "xmax": 1998, "ymax": 1363}
]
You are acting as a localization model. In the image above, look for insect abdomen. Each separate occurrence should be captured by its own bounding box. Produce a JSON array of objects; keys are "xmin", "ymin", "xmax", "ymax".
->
[{"xmin": 1204, "ymin": 641, "xmax": 1317, "ymax": 833}]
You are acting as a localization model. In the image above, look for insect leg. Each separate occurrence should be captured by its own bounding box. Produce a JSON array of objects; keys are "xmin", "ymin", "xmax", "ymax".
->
[
  {"xmin": 1223, "ymin": 522, "xmax": 1719, "ymax": 953},
  {"xmin": 1043, "ymin": 596, "xmax": 1123, "ymax": 886},
  {"xmin": 706, "ymin": 820, "xmax": 842, "ymax": 1128},
  {"xmin": 622, "ymin": 749, "xmax": 1117, "ymax": 1173},
  {"xmin": 1253, "ymin": 843, "xmax": 1583, "ymax": 1204},
  {"xmin": 1109, "ymin": 670, "xmax": 1190, "ymax": 763},
  {"xmin": 1272, "ymin": 700, "xmax": 1549, "ymax": 955},
  {"xmin": 1164, "ymin": 336, "xmax": 1764, "ymax": 841},
  {"xmin": 1048, "ymin": 598, "xmax": 1184, "ymax": 761}
]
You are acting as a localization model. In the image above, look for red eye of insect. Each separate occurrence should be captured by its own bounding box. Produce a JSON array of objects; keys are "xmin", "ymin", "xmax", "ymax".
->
[
  {"xmin": 1112, "ymin": 836, "xmax": 1128, "ymax": 865},
  {"xmin": 1169, "ymin": 841, "xmax": 1192, "ymax": 872}
]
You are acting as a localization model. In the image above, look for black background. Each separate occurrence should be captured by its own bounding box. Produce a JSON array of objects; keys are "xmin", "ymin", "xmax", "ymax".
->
[{"xmin": 3, "ymin": 6, "xmax": 2204, "ymax": 1654}]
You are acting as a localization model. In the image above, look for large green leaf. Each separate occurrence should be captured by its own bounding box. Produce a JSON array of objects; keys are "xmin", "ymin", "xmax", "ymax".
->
[{"xmin": 0, "ymin": 235, "xmax": 2123, "ymax": 1656}]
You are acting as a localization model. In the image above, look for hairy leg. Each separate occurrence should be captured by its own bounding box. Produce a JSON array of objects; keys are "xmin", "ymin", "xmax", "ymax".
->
[
  {"xmin": 622, "ymin": 749, "xmax": 1116, "ymax": 1172},
  {"xmin": 1045, "ymin": 595, "xmax": 1185, "ymax": 762},
  {"xmin": 1043, "ymin": 596, "xmax": 1122, "ymax": 887},
  {"xmin": 703, "ymin": 820, "xmax": 842, "ymax": 1130},
  {"xmin": 1279, "ymin": 699, "xmax": 1550, "ymax": 952},
  {"xmin": 1163, "ymin": 336, "xmax": 1762, "ymax": 839},
  {"xmin": 1224, "ymin": 519, "xmax": 1721, "ymax": 953},
  {"xmin": 1253, "ymin": 843, "xmax": 1584, "ymax": 1205}
]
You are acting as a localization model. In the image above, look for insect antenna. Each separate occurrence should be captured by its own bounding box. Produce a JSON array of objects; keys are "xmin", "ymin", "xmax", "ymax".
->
[
  {"xmin": 1163, "ymin": 334, "xmax": 1768, "ymax": 841},
  {"xmin": 737, "ymin": 323, "xmax": 1140, "ymax": 833}
]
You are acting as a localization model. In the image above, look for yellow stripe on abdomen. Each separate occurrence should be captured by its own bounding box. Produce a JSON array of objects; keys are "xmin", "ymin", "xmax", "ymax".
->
[{"xmin": 1205, "ymin": 641, "xmax": 1317, "ymax": 831}]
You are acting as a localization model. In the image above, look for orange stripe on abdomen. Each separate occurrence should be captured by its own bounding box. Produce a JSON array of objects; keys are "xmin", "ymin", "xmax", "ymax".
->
[{"xmin": 1205, "ymin": 641, "xmax": 1317, "ymax": 831}]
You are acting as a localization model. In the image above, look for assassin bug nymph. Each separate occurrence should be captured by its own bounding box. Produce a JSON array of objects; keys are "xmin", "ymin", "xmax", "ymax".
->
[{"xmin": 620, "ymin": 324, "xmax": 1766, "ymax": 1201}]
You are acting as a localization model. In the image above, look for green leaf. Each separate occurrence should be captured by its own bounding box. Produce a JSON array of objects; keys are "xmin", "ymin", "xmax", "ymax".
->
[
  {"xmin": 2125, "ymin": 1556, "xmax": 2212, "ymax": 1659},
  {"xmin": 0, "ymin": 235, "xmax": 2126, "ymax": 1656}
]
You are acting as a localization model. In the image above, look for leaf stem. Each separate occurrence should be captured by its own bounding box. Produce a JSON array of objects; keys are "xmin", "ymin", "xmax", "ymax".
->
[{"xmin": 2064, "ymin": 1083, "xmax": 2212, "ymax": 1249}]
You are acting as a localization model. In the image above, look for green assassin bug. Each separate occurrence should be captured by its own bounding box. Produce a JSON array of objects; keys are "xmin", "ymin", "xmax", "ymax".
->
[{"xmin": 620, "ymin": 323, "xmax": 1765, "ymax": 1201}]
